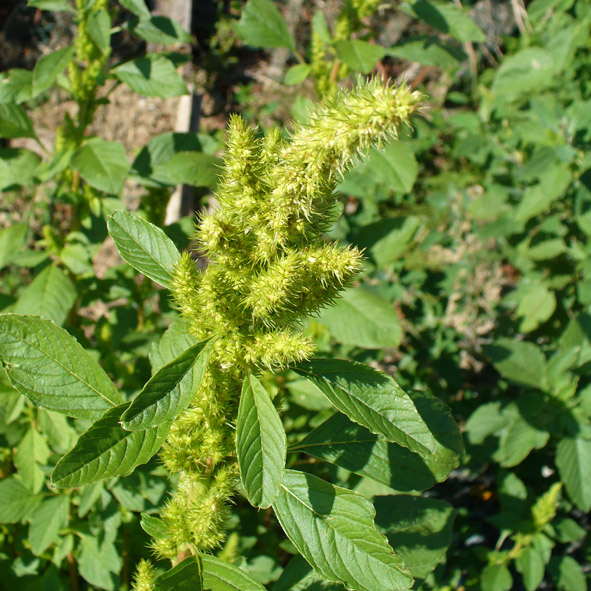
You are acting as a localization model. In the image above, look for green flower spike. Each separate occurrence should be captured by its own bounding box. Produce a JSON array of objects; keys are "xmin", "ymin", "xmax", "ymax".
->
[{"xmin": 139, "ymin": 78, "xmax": 421, "ymax": 573}]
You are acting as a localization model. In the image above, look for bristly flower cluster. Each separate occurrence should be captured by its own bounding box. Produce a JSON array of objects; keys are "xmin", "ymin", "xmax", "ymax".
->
[{"xmin": 144, "ymin": 78, "xmax": 421, "ymax": 569}]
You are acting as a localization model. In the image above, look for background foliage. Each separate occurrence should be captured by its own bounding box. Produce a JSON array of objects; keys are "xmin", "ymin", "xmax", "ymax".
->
[{"xmin": 0, "ymin": 0, "xmax": 590, "ymax": 589}]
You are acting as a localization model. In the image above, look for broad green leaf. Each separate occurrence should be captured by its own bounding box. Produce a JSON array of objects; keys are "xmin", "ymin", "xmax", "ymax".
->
[
  {"xmin": 131, "ymin": 131, "xmax": 220, "ymax": 186},
  {"xmin": 0, "ymin": 104, "xmax": 36, "ymax": 138},
  {"xmin": 233, "ymin": 0, "xmax": 295, "ymax": 50},
  {"xmin": 481, "ymin": 564, "xmax": 513, "ymax": 591},
  {"xmin": 494, "ymin": 415, "xmax": 549, "ymax": 468},
  {"xmin": 556, "ymin": 437, "xmax": 591, "ymax": 511},
  {"xmin": 516, "ymin": 546, "xmax": 545, "ymax": 591},
  {"xmin": 295, "ymin": 359, "xmax": 437, "ymax": 456},
  {"xmin": 0, "ymin": 315, "xmax": 122, "ymax": 418},
  {"xmin": 386, "ymin": 37, "xmax": 465, "ymax": 68},
  {"xmin": 0, "ymin": 476, "xmax": 42, "ymax": 523},
  {"xmin": 14, "ymin": 427, "xmax": 49, "ymax": 493},
  {"xmin": 131, "ymin": 16, "xmax": 192, "ymax": 45},
  {"xmin": 87, "ymin": 10, "xmax": 111, "ymax": 54},
  {"xmin": 354, "ymin": 216, "xmax": 420, "ymax": 267},
  {"xmin": 52, "ymin": 404, "xmax": 170, "ymax": 487},
  {"xmin": 514, "ymin": 164, "xmax": 572, "ymax": 222},
  {"xmin": 28, "ymin": 495, "xmax": 70, "ymax": 556},
  {"xmin": 292, "ymin": 392, "xmax": 462, "ymax": 491},
  {"xmin": 237, "ymin": 373, "xmax": 286, "ymax": 508},
  {"xmin": 78, "ymin": 534, "xmax": 121, "ymax": 589},
  {"xmin": 367, "ymin": 141, "xmax": 419, "ymax": 194},
  {"xmin": 151, "ymin": 151, "xmax": 220, "ymax": 188},
  {"xmin": 0, "ymin": 69, "xmax": 33, "ymax": 103},
  {"xmin": 155, "ymin": 556, "xmax": 203, "ymax": 591},
  {"xmin": 516, "ymin": 283, "xmax": 556, "ymax": 333},
  {"xmin": 402, "ymin": 1, "xmax": 485, "ymax": 42},
  {"xmin": 118, "ymin": 0, "xmax": 151, "ymax": 17},
  {"xmin": 14, "ymin": 265, "xmax": 76, "ymax": 325},
  {"xmin": 548, "ymin": 556, "xmax": 587, "ymax": 591},
  {"xmin": 374, "ymin": 496, "xmax": 455, "ymax": 579},
  {"xmin": 484, "ymin": 338, "xmax": 547, "ymax": 390},
  {"xmin": 121, "ymin": 339, "xmax": 213, "ymax": 430},
  {"xmin": 71, "ymin": 137, "xmax": 130, "ymax": 194},
  {"xmin": 38, "ymin": 408, "xmax": 77, "ymax": 452},
  {"xmin": 112, "ymin": 54, "xmax": 188, "ymax": 98},
  {"xmin": 149, "ymin": 318, "xmax": 194, "ymax": 371},
  {"xmin": 273, "ymin": 470, "xmax": 412, "ymax": 591},
  {"xmin": 108, "ymin": 210, "xmax": 181, "ymax": 288},
  {"xmin": 492, "ymin": 48, "xmax": 555, "ymax": 104},
  {"xmin": 284, "ymin": 64, "xmax": 311, "ymax": 85},
  {"xmin": 201, "ymin": 553, "xmax": 266, "ymax": 591},
  {"xmin": 32, "ymin": 47, "xmax": 75, "ymax": 96},
  {"xmin": 554, "ymin": 517, "xmax": 586, "ymax": 543},
  {"xmin": 317, "ymin": 287, "xmax": 402, "ymax": 349},
  {"xmin": 28, "ymin": 0, "xmax": 74, "ymax": 10},
  {"xmin": 141, "ymin": 513, "xmax": 169, "ymax": 539},
  {"xmin": 0, "ymin": 148, "xmax": 41, "ymax": 189},
  {"xmin": 0, "ymin": 223, "xmax": 27, "ymax": 270},
  {"xmin": 334, "ymin": 40, "xmax": 386, "ymax": 74}
]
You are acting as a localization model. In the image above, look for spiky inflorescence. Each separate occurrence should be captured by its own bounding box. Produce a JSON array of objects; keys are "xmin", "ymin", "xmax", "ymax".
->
[{"xmin": 137, "ymin": 79, "xmax": 421, "ymax": 576}]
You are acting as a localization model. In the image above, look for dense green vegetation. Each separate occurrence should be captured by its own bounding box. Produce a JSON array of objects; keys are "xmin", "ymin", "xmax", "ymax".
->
[{"xmin": 0, "ymin": 0, "xmax": 590, "ymax": 589}]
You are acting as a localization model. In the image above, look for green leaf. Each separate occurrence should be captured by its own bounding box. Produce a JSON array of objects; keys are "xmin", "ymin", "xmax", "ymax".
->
[
  {"xmin": 233, "ymin": 0, "xmax": 295, "ymax": 50},
  {"xmin": 294, "ymin": 359, "xmax": 437, "ymax": 456},
  {"xmin": 0, "ymin": 103, "xmax": 36, "ymax": 139},
  {"xmin": 0, "ymin": 315, "xmax": 122, "ymax": 418},
  {"xmin": 367, "ymin": 141, "xmax": 419, "ymax": 193},
  {"xmin": 118, "ymin": 0, "xmax": 151, "ymax": 18},
  {"xmin": 334, "ymin": 40, "xmax": 386, "ymax": 74},
  {"xmin": 237, "ymin": 373, "xmax": 286, "ymax": 508},
  {"xmin": 484, "ymin": 338, "xmax": 547, "ymax": 390},
  {"xmin": 0, "ymin": 223, "xmax": 27, "ymax": 270},
  {"xmin": 29, "ymin": 495, "xmax": 70, "ymax": 555},
  {"xmin": 317, "ymin": 288, "xmax": 402, "ymax": 349},
  {"xmin": 0, "ymin": 147, "xmax": 41, "ymax": 189},
  {"xmin": 284, "ymin": 64, "xmax": 311, "ymax": 85},
  {"xmin": 130, "ymin": 16, "xmax": 192, "ymax": 45},
  {"xmin": 112, "ymin": 54, "xmax": 188, "ymax": 98},
  {"xmin": 28, "ymin": 0, "xmax": 74, "ymax": 11},
  {"xmin": 149, "ymin": 318, "xmax": 194, "ymax": 372},
  {"xmin": 492, "ymin": 48, "xmax": 555, "ymax": 104},
  {"xmin": 155, "ymin": 556, "xmax": 203, "ymax": 591},
  {"xmin": 141, "ymin": 513, "xmax": 169, "ymax": 539},
  {"xmin": 403, "ymin": 1, "xmax": 485, "ymax": 42},
  {"xmin": 292, "ymin": 392, "xmax": 462, "ymax": 491},
  {"xmin": 32, "ymin": 46, "xmax": 75, "ymax": 96},
  {"xmin": 151, "ymin": 151, "xmax": 220, "ymax": 188},
  {"xmin": 354, "ymin": 217, "xmax": 420, "ymax": 268},
  {"xmin": 14, "ymin": 427, "xmax": 50, "ymax": 493},
  {"xmin": 78, "ymin": 534, "xmax": 121, "ymax": 590},
  {"xmin": 374, "ymin": 496, "xmax": 455, "ymax": 579},
  {"xmin": 386, "ymin": 37, "xmax": 465, "ymax": 68},
  {"xmin": 51, "ymin": 404, "xmax": 170, "ymax": 488},
  {"xmin": 516, "ymin": 283, "xmax": 556, "ymax": 333},
  {"xmin": 14, "ymin": 265, "xmax": 76, "ymax": 325},
  {"xmin": 107, "ymin": 210, "xmax": 181, "ymax": 288},
  {"xmin": 494, "ymin": 415, "xmax": 549, "ymax": 468},
  {"xmin": 556, "ymin": 437, "xmax": 591, "ymax": 511},
  {"xmin": 71, "ymin": 137, "xmax": 130, "ymax": 194},
  {"xmin": 515, "ymin": 546, "xmax": 545, "ymax": 591},
  {"xmin": 0, "ymin": 476, "xmax": 42, "ymax": 523},
  {"xmin": 273, "ymin": 470, "xmax": 412, "ymax": 591},
  {"xmin": 201, "ymin": 553, "xmax": 267, "ymax": 591},
  {"xmin": 549, "ymin": 556, "xmax": 587, "ymax": 591},
  {"xmin": 121, "ymin": 339, "xmax": 213, "ymax": 430},
  {"xmin": 481, "ymin": 564, "xmax": 513, "ymax": 591},
  {"xmin": 87, "ymin": 10, "xmax": 111, "ymax": 54},
  {"xmin": 0, "ymin": 69, "xmax": 33, "ymax": 103},
  {"xmin": 131, "ymin": 131, "xmax": 220, "ymax": 187}
]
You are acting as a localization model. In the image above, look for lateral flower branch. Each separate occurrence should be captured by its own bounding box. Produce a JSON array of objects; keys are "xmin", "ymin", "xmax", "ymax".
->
[{"xmin": 135, "ymin": 78, "xmax": 421, "ymax": 585}]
